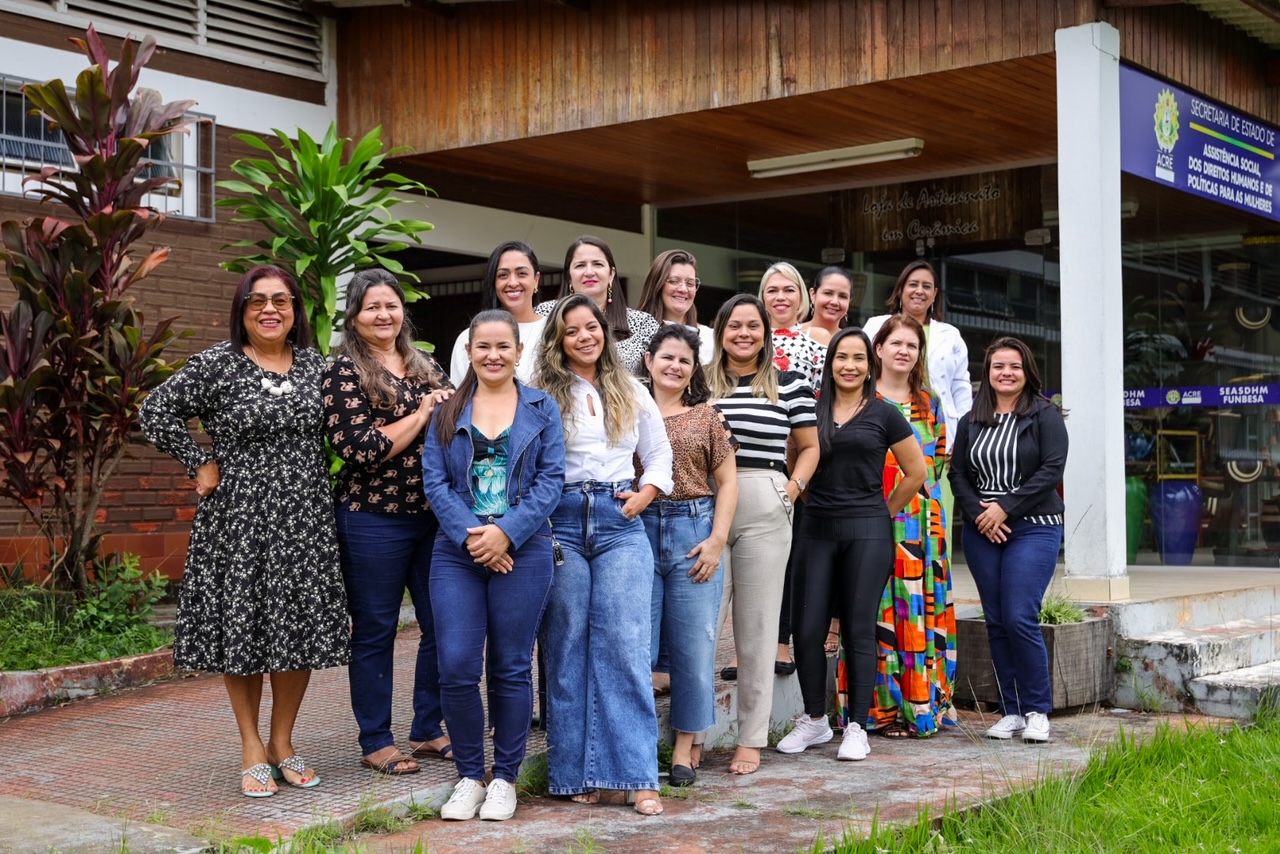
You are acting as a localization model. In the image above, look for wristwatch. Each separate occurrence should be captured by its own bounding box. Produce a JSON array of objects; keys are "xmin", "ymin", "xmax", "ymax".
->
[{"xmin": 790, "ymin": 476, "xmax": 807, "ymax": 491}]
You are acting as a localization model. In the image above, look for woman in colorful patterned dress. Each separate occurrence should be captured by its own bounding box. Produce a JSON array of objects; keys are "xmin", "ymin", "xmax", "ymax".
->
[
  {"xmin": 853, "ymin": 314, "xmax": 956, "ymax": 738},
  {"xmin": 141, "ymin": 265, "xmax": 350, "ymax": 798}
]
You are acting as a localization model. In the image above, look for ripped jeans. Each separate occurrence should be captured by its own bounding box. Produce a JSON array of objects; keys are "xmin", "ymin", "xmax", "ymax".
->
[{"xmin": 643, "ymin": 496, "xmax": 724, "ymax": 734}]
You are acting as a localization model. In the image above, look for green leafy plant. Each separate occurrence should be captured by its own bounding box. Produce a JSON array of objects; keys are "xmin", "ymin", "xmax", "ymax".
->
[
  {"xmin": 215, "ymin": 123, "xmax": 434, "ymax": 353},
  {"xmin": 0, "ymin": 553, "xmax": 171, "ymax": 669},
  {"xmin": 0, "ymin": 25, "xmax": 193, "ymax": 594},
  {"xmin": 1038, "ymin": 594, "xmax": 1087, "ymax": 625}
]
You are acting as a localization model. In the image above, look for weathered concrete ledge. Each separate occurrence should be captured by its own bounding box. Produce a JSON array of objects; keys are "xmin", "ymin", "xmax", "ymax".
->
[{"xmin": 0, "ymin": 649, "xmax": 174, "ymax": 716}]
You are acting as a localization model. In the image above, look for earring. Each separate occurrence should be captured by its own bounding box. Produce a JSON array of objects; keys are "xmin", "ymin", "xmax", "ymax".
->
[{"xmin": 607, "ymin": 283, "xmax": 613, "ymax": 305}]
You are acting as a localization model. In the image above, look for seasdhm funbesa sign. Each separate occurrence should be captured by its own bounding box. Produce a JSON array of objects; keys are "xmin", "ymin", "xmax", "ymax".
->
[{"xmin": 1120, "ymin": 64, "xmax": 1280, "ymax": 221}]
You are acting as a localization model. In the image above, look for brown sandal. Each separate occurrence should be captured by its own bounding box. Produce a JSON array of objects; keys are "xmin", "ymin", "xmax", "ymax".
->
[{"xmin": 361, "ymin": 750, "xmax": 420, "ymax": 776}]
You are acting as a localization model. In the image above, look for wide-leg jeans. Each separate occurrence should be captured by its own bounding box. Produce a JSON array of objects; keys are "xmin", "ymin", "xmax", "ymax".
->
[
  {"xmin": 335, "ymin": 504, "xmax": 445, "ymax": 755},
  {"xmin": 542, "ymin": 481, "xmax": 659, "ymax": 795}
]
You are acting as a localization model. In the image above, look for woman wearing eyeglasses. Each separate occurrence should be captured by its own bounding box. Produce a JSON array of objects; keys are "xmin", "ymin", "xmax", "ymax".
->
[
  {"xmin": 636, "ymin": 249, "xmax": 715, "ymax": 365},
  {"xmin": 142, "ymin": 265, "xmax": 351, "ymax": 798}
]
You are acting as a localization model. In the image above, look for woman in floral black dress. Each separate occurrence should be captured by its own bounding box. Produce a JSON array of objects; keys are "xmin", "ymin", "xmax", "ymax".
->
[
  {"xmin": 141, "ymin": 265, "xmax": 350, "ymax": 798},
  {"xmin": 323, "ymin": 269, "xmax": 454, "ymax": 775}
]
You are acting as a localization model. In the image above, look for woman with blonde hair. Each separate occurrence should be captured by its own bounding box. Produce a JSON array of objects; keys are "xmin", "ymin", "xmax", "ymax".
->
[
  {"xmin": 533, "ymin": 293, "xmax": 673, "ymax": 815},
  {"xmin": 759, "ymin": 261, "xmax": 824, "ymax": 387}
]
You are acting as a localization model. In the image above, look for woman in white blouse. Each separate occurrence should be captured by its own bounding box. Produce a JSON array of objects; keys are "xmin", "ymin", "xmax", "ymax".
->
[
  {"xmin": 449, "ymin": 241, "xmax": 547, "ymax": 386},
  {"xmin": 636, "ymin": 249, "xmax": 716, "ymax": 364},
  {"xmin": 532, "ymin": 294, "xmax": 674, "ymax": 817}
]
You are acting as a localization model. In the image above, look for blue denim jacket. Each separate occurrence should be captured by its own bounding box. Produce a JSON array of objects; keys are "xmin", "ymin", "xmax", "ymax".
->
[{"xmin": 421, "ymin": 382, "xmax": 566, "ymax": 552}]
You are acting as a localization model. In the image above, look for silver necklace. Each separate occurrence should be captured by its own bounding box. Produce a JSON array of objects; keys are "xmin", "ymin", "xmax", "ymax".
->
[{"xmin": 248, "ymin": 344, "xmax": 294, "ymax": 396}]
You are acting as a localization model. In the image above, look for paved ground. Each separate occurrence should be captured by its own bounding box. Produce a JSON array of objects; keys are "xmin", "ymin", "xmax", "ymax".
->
[{"xmin": 0, "ymin": 622, "xmax": 1202, "ymax": 854}]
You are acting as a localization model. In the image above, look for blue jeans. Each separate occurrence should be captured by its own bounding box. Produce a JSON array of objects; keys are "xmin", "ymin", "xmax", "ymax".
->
[
  {"xmin": 963, "ymin": 519, "xmax": 1063, "ymax": 716},
  {"xmin": 430, "ymin": 520, "xmax": 555, "ymax": 783},
  {"xmin": 335, "ymin": 505, "xmax": 445, "ymax": 755},
  {"xmin": 644, "ymin": 497, "xmax": 723, "ymax": 734},
  {"xmin": 543, "ymin": 481, "xmax": 659, "ymax": 795}
]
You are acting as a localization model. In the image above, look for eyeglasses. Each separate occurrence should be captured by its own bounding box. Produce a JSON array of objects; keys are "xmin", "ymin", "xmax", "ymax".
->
[
  {"xmin": 665, "ymin": 277, "xmax": 700, "ymax": 291},
  {"xmin": 246, "ymin": 292, "xmax": 294, "ymax": 310}
]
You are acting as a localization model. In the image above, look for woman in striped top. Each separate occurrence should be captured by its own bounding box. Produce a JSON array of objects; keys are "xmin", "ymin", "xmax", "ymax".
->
[
  {"xmin": 949, "ymin": 336, "xmax": 1068, "ymax": 745},
  {"xmin": 706, "ymin": 294, "xmax": 819, "ymax": 776}
]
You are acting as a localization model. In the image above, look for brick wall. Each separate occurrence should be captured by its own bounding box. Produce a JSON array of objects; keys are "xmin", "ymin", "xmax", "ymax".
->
[{"xmin": 0, "ymin": 126, "xmax": 268, "ymax": 578}]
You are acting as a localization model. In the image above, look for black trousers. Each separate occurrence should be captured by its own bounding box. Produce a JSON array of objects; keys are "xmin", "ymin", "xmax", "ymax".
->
[{"xmin": 792, "ymin": 512, "xmax": 895, "ymax": 723}]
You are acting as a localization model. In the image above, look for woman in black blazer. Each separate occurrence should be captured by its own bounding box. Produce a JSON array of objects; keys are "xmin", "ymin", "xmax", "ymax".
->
[{"xmin": 949, "ymin": 336, "xmax": 1067, "ymax": 745}]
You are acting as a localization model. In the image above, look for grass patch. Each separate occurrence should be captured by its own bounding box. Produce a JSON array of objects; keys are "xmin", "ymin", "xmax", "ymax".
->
[
  {"xmin": 516, "ymin": 751, "xmax": 549, "ymax": 798},
  {"xmin": 1038, "ymin": 594, "xmax": 1087, "ymax": 625},
  {"xmin": 0, "ymin": 555, "xmax": 172, "ymax": 670},
  {"xmin": 816, "ymin": 713, "xmax": 1280, "ymax": 853}
]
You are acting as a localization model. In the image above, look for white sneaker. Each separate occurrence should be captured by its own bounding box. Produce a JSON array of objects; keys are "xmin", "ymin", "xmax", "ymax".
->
[
  {"xmin": 440, "ymin": 778, "xmax": 487, "ymax": 820},
  {"xmin": 985, "ymin": 714, "xmax": 1026, "ymax": 740},
  {"xmin": 1022, "ymin": 712, "xmax": 1050, "ymax": 743},
  {"xmin": 479, "ymin": 778, "xmax": 517, "ymax": 821},
  {"xmin": 776, "ymin": 715, "xmax": 834, "ymax": 754},
  {"xmin": 837, "ymin": 725, "xmax": 870, "ymax": 761}
]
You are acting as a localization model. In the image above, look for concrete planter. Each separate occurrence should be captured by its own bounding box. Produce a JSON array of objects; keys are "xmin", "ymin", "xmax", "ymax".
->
[
  {"xmin": 954, "ymin": 613, "xmax": 1116, "ymax": 710},
  {"xmin": 0, "ymin": 649, "xmax": 174, "ymax": 716}
]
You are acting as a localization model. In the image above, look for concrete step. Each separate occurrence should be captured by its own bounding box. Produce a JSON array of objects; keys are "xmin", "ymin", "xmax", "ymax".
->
[
  {"xmin": 1119, "ymin": 614, "xmax": 1280, "ymax": 681},
  {"xmin": 1188, "ymin": 661, "xmax": 1280, "ymax": 719},
  {"xmin": 1107, "ymin": 580, "xmax": 1280, "ymax": 637}
]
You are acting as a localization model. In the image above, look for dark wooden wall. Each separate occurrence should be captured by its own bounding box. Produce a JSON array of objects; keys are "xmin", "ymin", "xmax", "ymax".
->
[
  {"xmin": 338, "ymin": 0, "xmax": 1098, "ymax": 153},
  {"xmin": 1106, "ymin": 4, "xmax": 1280, "ymax": 125}
]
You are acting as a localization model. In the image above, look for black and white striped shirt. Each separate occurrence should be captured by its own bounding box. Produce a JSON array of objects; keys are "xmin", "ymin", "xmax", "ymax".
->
[
  {"xmin": 713, "ymin": 370, "xmax": 816, "ymax": 473},
  {"xmin": 970, "ymin": 413, "xmax": 1063, "ymax": 525}
]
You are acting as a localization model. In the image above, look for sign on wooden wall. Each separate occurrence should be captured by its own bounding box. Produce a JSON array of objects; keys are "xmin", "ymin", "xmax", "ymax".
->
[{"xmin": 835, "ymin": 168, "xmax": 1042, "ymax": 253}]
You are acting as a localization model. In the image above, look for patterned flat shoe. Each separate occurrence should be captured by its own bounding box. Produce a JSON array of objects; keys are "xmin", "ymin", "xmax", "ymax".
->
[
  {"xmin": 241, "ymin": 763, "xmax": 276, "ymax": 798},
  {"xmin": 270, "ymin": 754, "xmax": 320, "ymax": 789}
]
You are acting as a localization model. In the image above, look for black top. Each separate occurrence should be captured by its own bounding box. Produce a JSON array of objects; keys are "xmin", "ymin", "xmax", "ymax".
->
[
  {"xmin": 949, "ymin": 396, "xmax": 1068, "ymax": 525},
  {"xmin": 322, "ymin": 354, "xmax": 452, "ymax": 514},
  {"xmin": 966, "ymin": 413, "xmax": 1063, "ymax": 525},
  {"xmin": 807, "ymin": 396, "xmax": 914, "ymax": 518}
]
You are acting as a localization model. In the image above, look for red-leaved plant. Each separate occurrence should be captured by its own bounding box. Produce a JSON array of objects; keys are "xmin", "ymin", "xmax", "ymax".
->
[{"xmin": 0, "ymin": 26, "xmax": 193, "ymax": 593}]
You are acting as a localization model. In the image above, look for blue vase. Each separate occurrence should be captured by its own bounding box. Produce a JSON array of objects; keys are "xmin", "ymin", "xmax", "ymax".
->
[{"xmin": 1148, "ymin": 481, "xmax": 1202, "ymax": 565}]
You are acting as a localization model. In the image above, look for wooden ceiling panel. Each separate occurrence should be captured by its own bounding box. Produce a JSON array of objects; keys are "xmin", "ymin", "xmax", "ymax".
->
[{"xmin": 395, "ymin": 56, "xmax": 1059, "ymax": 208}]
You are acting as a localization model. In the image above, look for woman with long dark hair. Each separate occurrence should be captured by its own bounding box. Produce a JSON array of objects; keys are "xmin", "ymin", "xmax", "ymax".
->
[
  {"xmin": 534, "ymin": 294, "xmax": 673, "ymax": 815},
  {"xmin": 448, "ymin": 241, "xmax": 547, "ymax": 385},
  {"xmin": 421, "ymin": 309, "xmax": 565, "ymax": 821},
  {"xmin": 535, "ymin": 235, "xmax": 659, "ymax": 371},
  {"xmin": 949, "ymin": 336, "xmax": 1067, "ymax": 745},
  {"xmin": 780, "ymin": 327, "xmax": 925, "ymax": 762},
  {"xmin": 323, "ymin": 268, "xmax": 454, "ymax": 775},
  {"xmin": 800, "ymin": 266, "xmax": 854, "ymax": 346},
  {"xmin": 636, "ymin": 324, "xmax": 738, "ymax": 787},
  {"xmin": 706, "ymin": 294, "xmax": 819, "ymax": 776}
]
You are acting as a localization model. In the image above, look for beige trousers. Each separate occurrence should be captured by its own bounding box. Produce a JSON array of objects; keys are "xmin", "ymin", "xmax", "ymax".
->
[{"xmin": 718, "ymin": 468, "xmax": 794, "ymax": 748}]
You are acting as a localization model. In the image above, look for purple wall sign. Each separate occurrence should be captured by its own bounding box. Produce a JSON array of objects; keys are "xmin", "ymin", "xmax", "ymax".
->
[
  {"xmin": 1124, "ymin": 384, "xmax": 1280, "ymax": 408},
  {"xmin": 1120, "ymin": 65, "xmax": 1280, "ymax": 221}
]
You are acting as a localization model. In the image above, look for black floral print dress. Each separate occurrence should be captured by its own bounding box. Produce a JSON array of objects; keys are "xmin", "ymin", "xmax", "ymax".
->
[{"xmin": 141, "ymin": 341, "xmax": 350, "ymax": 675}]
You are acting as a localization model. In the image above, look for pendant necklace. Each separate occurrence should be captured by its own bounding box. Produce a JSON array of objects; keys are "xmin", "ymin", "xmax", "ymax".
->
[
  {"xmin": 833, "ymin": 395, "xmax": 865, "ymax": 428},
  {"xmin": 248, "ymin": 344, "xmax": 294, "ymax": 396}
]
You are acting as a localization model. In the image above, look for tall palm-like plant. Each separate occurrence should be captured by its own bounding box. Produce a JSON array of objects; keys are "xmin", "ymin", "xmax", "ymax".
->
[
  {"xmin": 0, "ymin": 26, "xmax": 193, "ymax": 593},
  {"xmin": 216, "ymin": 124, "xmax": 434, "ymax": 353}
]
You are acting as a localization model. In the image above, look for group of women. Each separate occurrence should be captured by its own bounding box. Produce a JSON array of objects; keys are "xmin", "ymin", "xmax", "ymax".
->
[{"xmin": 140, "ymin": 234, "xmax": 1068, "ymax": 821}]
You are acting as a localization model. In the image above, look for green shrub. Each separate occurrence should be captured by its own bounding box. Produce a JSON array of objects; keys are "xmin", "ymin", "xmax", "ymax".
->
[
  {"xmin": 1038, "ymin": 594, "xmax": 1087, "ymax": 625},
  {"xmin": 0, "ymin": 553, "xmax": 172, "ymax": 670}
]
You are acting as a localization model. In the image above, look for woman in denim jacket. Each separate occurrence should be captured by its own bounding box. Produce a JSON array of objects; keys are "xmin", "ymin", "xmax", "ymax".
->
[{"xmin": 421, "ymin": 309, "xmax": 566, "ymax": 822}]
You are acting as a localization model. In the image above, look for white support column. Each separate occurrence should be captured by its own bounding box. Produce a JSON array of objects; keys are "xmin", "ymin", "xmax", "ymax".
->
[{"xmin": 1056, "ymin": 23, "xmax": 1130, "ymax": 601}]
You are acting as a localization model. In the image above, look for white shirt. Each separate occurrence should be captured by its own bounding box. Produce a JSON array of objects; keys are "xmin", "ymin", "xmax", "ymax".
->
[
  {"xmin": 562, "ymin": 374, "xmax": 674, "ymax": 494},
  {"xmin": 661, "ymin": 319, "xmax": 716, "ymax": 365},
  {"xmin": 449, "ymin": 316, "xmax": 548, "ymax": 386}
]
